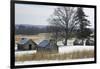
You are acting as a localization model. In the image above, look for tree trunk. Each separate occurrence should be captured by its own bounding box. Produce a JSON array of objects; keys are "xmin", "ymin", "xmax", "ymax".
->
[
  {"xmin": 82, "ymin": 39, "xmax": 84, "ymax": 45},
  {"xmin": 64, "ymin": 37, "xmax": 67, "ymax": 45},
  {"xmin": 82, "ymin": 39, "xmax": 85, "ymax": 46},
  {"xmin": 64, "ymin": 19, "xmax": 68, "ymax": 46},
  {"xmin": 55, "ymin": 32, "xmax": 58, "ymax": 44},
  {"xmin": 64, "ymin": 29, "xmax": 68, "ymax": 45}
]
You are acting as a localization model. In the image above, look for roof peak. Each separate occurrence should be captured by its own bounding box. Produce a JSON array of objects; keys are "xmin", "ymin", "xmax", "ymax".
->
[{"xmin": 18, "ymin": 38, "xmax": 30, "ymax": 45}]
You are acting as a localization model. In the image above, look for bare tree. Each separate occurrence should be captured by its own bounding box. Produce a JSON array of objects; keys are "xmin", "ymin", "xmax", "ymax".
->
[{"xmin": 48, "ymin": 7, "xmax": 78, "ymax": 45}]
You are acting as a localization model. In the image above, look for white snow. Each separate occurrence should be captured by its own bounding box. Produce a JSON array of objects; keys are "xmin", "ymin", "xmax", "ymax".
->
[
  {"xmin": 59, "ymin": 46, "xmax": 94, "ymax": 53},
  {"xmin": 57, "ymin": 38, "xmax": 75, "ymax": 46},
  {"xmin": 15, "ymin": 46, "xmax": 17, "ymax": 51},
  {"xmin": 15, "ymin": 50, "xmax": 36, "ymax": 55},
  {"xmin": 15, "ymin": 58, "xmax": 94, "ymax": 66},
  {"xmin": 15, "ymin": 46, "xmax": 94, "ymax": 66},
  {"xmin": 15, "ymin": 46, "xmax": 94, "ymax": 55}
]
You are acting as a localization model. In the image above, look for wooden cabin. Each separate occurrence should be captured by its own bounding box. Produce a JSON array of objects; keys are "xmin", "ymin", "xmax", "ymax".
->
[
  {"xmin": 17, "ymin": 38, "xmax": 37, "ymax": 51},
  {"xmin": 37, "ymin": 40, "xmax": 58, "ymax": 53}
]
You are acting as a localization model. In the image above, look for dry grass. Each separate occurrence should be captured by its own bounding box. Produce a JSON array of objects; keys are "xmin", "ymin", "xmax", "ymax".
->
[
  {"xmin": 15, "ymin": 50, "xmax": 94, "ymax": 62},
  {"xmin": 15, "ymin": 33, "xmax": 51, "ymax": 43}
]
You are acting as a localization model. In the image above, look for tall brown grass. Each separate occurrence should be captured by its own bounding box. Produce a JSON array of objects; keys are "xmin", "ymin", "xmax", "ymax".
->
[{"xmin": 15, "ymin": 50, "xmax": 94, "ymax": 62}]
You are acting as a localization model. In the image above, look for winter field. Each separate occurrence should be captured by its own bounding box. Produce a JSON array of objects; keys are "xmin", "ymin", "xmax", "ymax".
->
[
  {"xmin": 15, "ymin": 46, "xmax": 94, "ymax": 55},
  {"xmin": 15, "ymin": 58, "xmax": 94, "ymax": 66},
  {"xmin": 15, "ymin": 34, "xmax": 95, "ymax": 65},
  {"xmin": 15, "ymin": 46, "xmax": 94, "ymax": 62}
]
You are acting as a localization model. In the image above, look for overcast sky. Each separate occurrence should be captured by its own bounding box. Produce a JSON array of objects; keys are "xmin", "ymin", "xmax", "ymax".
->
[{"xmin": 15, "ymin": 4, "xmax": 94, "ymax": 28}]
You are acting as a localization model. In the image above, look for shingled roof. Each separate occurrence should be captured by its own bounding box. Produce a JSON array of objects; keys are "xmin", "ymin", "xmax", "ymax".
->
[
  {"xmin": 18, "ymin": 38, "xmax": 30, "ymax": 45},
  {"xmin": 38, "ymin": 40, "xmax": 49, "ymax": 47}
]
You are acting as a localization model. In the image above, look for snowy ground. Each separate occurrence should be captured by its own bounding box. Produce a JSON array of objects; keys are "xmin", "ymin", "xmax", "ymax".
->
[
  {"xmin": 15, "ymin": 50, "xmax": 37, "ymax": 55},
  {"xmin": 15, "ymin": 58, "xmax": 94, "ymax": 66},
  {"xmin": 15, "ymin": 45, "xmax": 94, "ymax": 66},
  {"xmin": 15, "ymin": 46, "xmax": 94, "ymax": 55},
  {"xmin": 59, "ymin": 46, "xmax": 94, "ymax": 53}
]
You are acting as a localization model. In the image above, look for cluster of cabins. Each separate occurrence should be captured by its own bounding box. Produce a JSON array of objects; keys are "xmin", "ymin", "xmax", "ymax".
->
[
  {"xmin": 16, "ymin": 34, "xmax": 94, "ymax": 53},
  {"xmin": 16, "ymin": 38, "xmax": 58, "ymax": 53}
]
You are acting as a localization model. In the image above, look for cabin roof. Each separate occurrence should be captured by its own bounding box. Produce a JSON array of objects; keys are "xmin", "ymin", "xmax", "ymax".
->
[
  {"xmin": 18, "ymin": 38, "xmax": 30, "ymax": 45},
  {"xmin": 38, "ymin": 40, "xmax": 49, "ymax": 47}
]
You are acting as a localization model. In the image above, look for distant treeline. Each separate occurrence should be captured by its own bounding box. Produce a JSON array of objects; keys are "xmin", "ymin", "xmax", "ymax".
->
[
  {"xmin": 15, "ymin": 24, "xmax": 94, "ymax": 35},
  {"xmin": 15, "ymin": 24, "xmax": 63, "ymax": 35}
]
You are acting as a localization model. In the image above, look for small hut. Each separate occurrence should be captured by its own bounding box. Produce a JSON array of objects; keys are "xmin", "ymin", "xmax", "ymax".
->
[
  {"xmin": 37, "ymin": 40, "xmax": 58, "ymax": 53},
  {"xmin": 17, "ymin": 38, "xmax": 37, "ymax": 51}
]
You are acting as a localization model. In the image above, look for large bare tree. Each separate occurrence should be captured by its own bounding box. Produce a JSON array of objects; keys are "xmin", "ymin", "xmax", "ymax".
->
[{"xmin": 48, "ymin": 7, "xmax": 78, "ymax": 45}]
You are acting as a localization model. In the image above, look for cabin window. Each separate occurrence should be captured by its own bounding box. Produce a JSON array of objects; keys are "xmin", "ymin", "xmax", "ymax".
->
[{"xmin": 29, "ymin": 44, "xmax": 32, "ymax": 50}]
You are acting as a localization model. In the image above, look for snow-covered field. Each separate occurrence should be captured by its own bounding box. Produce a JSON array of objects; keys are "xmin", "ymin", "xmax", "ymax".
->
[
  {"xmin": 59, "ymin": 46, "xmax": 94, "ymax": 53},
  {"xmin": 15, "ymin": 35, "xmax": 95, "ymax": 66},
  {"xmin": 15, "ymin": 50, "xmax": 37, "ymax": 55},
  {"xmin": 15, "ymin": 46, "xmax": 94, "ymax": 55},
  {"xmin": 15, "ymin": 46, "xmax": 94, "ymax": 66},
  {"xmin": 15, "ymin": 58, "xmax": 94, "ymax": 66}
]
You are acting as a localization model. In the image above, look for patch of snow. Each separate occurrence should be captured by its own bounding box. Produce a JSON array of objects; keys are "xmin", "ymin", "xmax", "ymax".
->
[
  {"xmin": 57, "ymin": 41, "xmax": 64, "ymax": 46},
  {"xmin": 57, "ymin": 39, "xmax": 75, "ymax": 46},
  {"xmin": 59, "ymin": 46, "xmax": 94, "ymax": 53},
  {"xmin": 15, "ymin": 50, "xmax": 36, "ymax": 55},
  {"xmin": 15, "ymin": 46, "xmax": 17, "ymax": 51},
  {"xmin": 15, "ymin": 46, "xmax": 94, "ymax": 55},
  {"xmin": 15, "ymin": 58, "xmax": 94, "ymax": 66}
]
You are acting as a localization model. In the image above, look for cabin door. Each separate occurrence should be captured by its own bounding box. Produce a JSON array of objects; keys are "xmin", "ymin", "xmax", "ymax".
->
[{"xmin": 29, "ymin": 44, "xmax": 32, "ymax": 50}]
